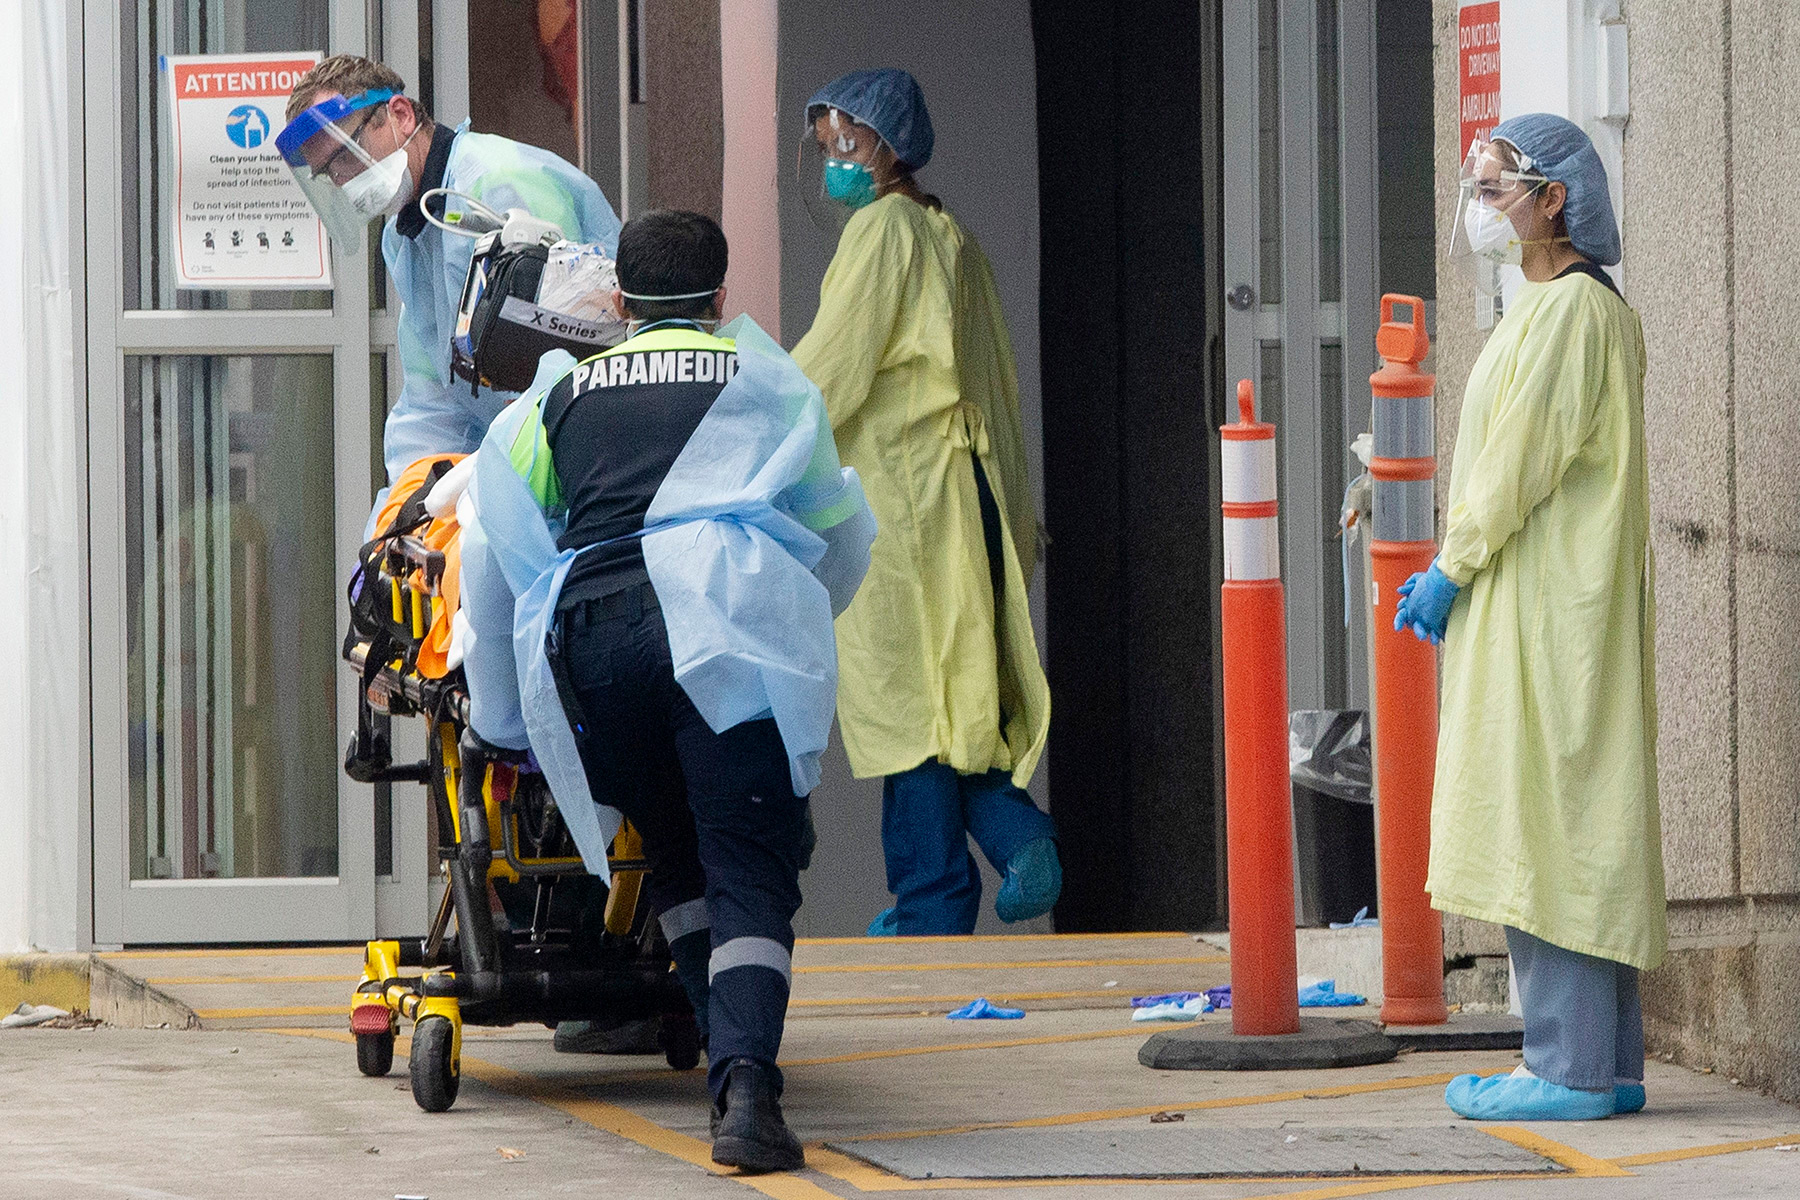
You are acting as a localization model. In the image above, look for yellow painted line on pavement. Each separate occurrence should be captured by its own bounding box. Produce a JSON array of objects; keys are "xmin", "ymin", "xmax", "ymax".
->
[
  {"xmin": 790, "ymin": 988, "xmax": 1131, "ymax": 1009},
  {"xmin": 147, "ymin": 974, "xmax": 360, "ymax": 986},
  {"xmin": 797, "ymin": 931, "xmax": 1192, "ymax": 945},
  {"xmin": 1611, "ymin": 1131, "xmax": 1800, "ymax": 1166},
  {"xmin": 1479, "ymin": 1125, "xmax": 1630, "ymax": 1177},
  {"xmin": 795, "ymin": 955, "xmax": 1227, "ymax": 975},
  {"xmin": 783, "ymin": 1026, "xmax": 1146, "ymax": 1067},
  {"xmin": 195, "ymin": 1005, "xmax": 342, "ymax": 1019},
  {"xmin": 266, "ymin": 1029, "xmax": 838, "ymax": 1199},
  {"xmin": 100, "ymin": 945, "xmax": 362, "ymax": 959}
]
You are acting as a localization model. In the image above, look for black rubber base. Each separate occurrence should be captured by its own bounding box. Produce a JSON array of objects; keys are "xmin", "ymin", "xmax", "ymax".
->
[
  {"xmin": 1139, "ymin": 1016, "xmax": 1398, "ymax": 1071},
  {"xmin": 1384, "ymin": 1013, "xmax": 1524, "ymax": 1052}
]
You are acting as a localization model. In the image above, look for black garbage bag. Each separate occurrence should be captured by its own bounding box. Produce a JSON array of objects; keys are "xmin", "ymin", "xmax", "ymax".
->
[
  {"xmin": 1289, "ymin": 709, "xmax": 1376, "ymax": 925},
  {"xmin": 1289, "ymin": 708, "xmax": 1372, "ymax": 805}
]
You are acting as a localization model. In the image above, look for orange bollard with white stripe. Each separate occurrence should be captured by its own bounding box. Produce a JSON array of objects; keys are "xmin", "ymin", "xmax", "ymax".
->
[
  {"xmin": 1368, "ymin": 295, "xmax": 1449, "ymax": 1027},
  {"xmin": 1220, "ymin": 379, "xmax": 1301, "ymax": 1038}
]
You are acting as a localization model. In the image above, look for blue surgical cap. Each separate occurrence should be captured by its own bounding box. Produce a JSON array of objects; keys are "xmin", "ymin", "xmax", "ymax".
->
[
  {"xmin": 806, "ymin": 69, "xmax": 935, "ymax": 169},
  {"xmin": 1491, "ymin": 113, "xmax": 1620, "ymax": 267}
]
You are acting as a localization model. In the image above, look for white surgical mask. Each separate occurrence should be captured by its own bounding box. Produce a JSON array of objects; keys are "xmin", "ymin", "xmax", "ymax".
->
[
  {"xmin": 1462, "ymin": 200, "xmax": 1522, "ymax": 266},
  {"xmin": 341, "ymin": 125, "xmax": 420, "ymax": 220}
]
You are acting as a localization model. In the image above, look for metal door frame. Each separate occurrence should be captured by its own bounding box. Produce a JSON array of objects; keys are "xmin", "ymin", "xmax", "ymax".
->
[
  {"xmin": 1221, "ymin": 0, "xmax": 1380, "ymax": 711},
  {"xmin": 85, "ymin": 0, "xmax": 453, "ymax": 943}
]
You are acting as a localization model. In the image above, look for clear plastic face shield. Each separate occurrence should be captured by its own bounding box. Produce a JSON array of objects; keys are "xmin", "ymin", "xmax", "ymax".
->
[
  {"xmin": 1448, "ymin": 139, "xmax": 1551, "ymax": 294},
  {"xmin": 795, "ymin": 106, "xmax": 889, "ymax": 234},
  {"xmin": 276, "ymin": 90, "xmax": 421, "ymax": 249}
]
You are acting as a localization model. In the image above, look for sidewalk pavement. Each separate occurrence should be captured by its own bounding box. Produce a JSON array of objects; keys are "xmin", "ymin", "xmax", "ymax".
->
[{"xmin": 4, "ymin": 934, "xmax": 1796, "ymax": 1199}]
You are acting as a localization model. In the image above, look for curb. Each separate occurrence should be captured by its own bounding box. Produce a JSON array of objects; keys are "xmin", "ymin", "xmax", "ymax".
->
[{"xmin": 0, "ymin": 954, "xmax": 198, "ymax": 1030}]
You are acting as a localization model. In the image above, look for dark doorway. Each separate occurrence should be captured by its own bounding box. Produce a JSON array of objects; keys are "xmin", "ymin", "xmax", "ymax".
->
[{"xmin": 1032, "ymin": 0, "xmax": 1226, "ymax": 931}]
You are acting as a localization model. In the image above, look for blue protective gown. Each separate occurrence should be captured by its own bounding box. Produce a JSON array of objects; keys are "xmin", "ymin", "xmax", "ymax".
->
[
  {"xmin": 380, "ymin": 124, "xmax": 621, "ymax": 481},
  {"xmin": 459, "ymin": 319, "xmax": 877, "ymax": 876}
]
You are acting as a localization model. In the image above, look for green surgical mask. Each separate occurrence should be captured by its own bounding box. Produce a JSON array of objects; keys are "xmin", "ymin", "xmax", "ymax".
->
[{"xmin": 824, "ymin": 158, "xmax": 878, "ymax": 209}]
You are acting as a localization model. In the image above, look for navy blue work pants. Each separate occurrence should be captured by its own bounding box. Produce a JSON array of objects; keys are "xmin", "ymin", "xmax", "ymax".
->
[
  {"xmin": 556, "ymin": 588, "xmax": 806, "ymax": 1101},
  {"xmin": 881, "ymin": 762, "xmax": 1055, "ymax": 935}
]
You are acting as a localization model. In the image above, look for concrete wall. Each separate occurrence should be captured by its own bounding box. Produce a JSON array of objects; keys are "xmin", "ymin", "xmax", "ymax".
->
[
  {"xmin": 1432, "ymin": 0, "xmax": 1800, "ymax": 1101},
  {"xmin": 776, "ymin": 1, "xmax": 1048, "ymax": 936}
]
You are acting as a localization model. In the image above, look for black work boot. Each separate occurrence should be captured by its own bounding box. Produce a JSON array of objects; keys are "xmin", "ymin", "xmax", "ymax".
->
[{"xmin": 710, "ymin": 1057, "xmax": 804, "ymax": 1173}]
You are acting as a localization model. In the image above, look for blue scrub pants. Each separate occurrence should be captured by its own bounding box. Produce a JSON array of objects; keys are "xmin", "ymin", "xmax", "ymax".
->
[
  {"xmin": 881, "ymin": 762, "xmax": 1056, "ymax": 935},
  {"xmin": 557, "ymin": 584, "xmax": 807, "ymax": 1102},
  {"xmin": 1506, "ymin": 926, "xmax": 1644, "ymax": 1092}
]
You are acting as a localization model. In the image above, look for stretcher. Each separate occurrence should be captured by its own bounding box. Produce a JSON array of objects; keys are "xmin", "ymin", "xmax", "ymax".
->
[{"xmin": 339, "ymin": 455, "xmax": 698, "ymax": 1112}]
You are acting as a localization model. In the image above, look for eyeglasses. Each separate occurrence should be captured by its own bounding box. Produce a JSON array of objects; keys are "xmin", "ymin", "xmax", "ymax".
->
[{"xmin": 310, "ymin": 109, "xmax": 384, "ymax": 185}]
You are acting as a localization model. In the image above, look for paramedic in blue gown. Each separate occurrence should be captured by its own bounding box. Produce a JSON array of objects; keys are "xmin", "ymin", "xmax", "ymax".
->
[{"xmin": 460, "ymin": 211, "xmax": 876, "ymax": 1173}]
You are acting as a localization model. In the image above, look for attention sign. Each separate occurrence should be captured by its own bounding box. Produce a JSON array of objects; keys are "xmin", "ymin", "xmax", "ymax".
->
[
  {"xmin": 1459, "ymin": 2, "xmax": 1501, "ymax": 156},
  {"xmin": 165, "ymin": 51, "xmax": 330, "ymax": 290}
]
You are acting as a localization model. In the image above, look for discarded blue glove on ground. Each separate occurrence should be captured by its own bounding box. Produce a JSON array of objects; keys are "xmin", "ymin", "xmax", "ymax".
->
[
  {"xmin": 946, "ymin": 997, "xmax": 1025, "ymax": 1020},
  {"xmin": 1130, "ymin": 994, "xmax": 1212, "ymax": 1022},
  {"xmin": 1298, "ymin": 979, "xmax": 1367, "ymax": 1007},
  {"xmin": 1196, "ymin": 980, "xmax": 1366, "ymax": 1010},
  {"xmin": 1328, "ymin": 906, "xmax": 1379, "ymax": 929}
]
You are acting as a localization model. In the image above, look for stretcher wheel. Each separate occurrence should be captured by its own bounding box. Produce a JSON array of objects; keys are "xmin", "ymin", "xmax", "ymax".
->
[
  {"xmin": 410, "ymin": 1017, "xmax": 460, "ymax": 1112},
  {"xmin": 660, "ymin": 1012, "xmax": 701, "ymax": 1072},
  {"xmin": 356, "ymin": 1030, "xmax": 396, "ymax": 1077}
]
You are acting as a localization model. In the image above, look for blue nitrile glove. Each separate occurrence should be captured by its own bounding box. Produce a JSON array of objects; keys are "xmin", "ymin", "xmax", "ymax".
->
[
  {"xmin": 946, "ymin": 997, "xmax": 1025, "ymax": 1020},
  {"xmin": 1394, "ymin": 561, "xmax": 1461, "ymax": 645}
]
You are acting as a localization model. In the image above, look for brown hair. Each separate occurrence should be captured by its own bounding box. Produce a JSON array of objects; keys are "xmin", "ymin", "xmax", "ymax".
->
[{"xmin": 285, "ymin": 55, "xmax": 428, "ymax": 124}]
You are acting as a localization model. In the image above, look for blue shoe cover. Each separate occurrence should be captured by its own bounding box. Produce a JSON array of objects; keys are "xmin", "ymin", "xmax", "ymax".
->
[
  {"xmin": 1615, "ymin": 1083, "xmax": 1646, "ymax": 1115},
  {"xmin": 866, "ymin": 907, "xmax": 898, "ymax": 937},
  {"xmin": 995, "ymin": 838, "xmax": 1062, "ymax": 923},
  {"xmin": 1444, "ymin": 1072, "xmax": 1614, "ymax": 1121}
]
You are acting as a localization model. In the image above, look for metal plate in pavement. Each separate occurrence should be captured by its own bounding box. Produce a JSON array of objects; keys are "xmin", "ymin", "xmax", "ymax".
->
[{"xmin": 826, "ymin": 1125, "xmax": 1568, "ymax": 1180}]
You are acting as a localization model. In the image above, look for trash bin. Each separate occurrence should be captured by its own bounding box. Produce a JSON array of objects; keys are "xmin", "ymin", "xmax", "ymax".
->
[{"xmin": 1289, "ymin": 709, "xmax": 1379, "ymax": 927}]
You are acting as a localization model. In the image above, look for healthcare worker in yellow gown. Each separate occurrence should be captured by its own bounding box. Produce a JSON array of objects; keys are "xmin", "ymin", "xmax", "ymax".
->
[
  {"xmin": 1394, "ymin": 113, "xmax": 1663, "ymax": 1122},
  {"xmin": 791, "ymin": 70, "xmax": 1058, "ymax": 936}
]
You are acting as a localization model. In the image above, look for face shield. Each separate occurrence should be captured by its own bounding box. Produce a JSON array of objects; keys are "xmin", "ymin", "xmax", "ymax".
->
[
  {"xmin": 276, "ymin": 90, "xmax": 418, "ymax": 250},
  {"xmin": 795, "ymin": 105, "xmax": 886, "ymax": 234},
  {"xmin": 1448, "ymin": 139, "xmax": 1549, "ymax": 291}
]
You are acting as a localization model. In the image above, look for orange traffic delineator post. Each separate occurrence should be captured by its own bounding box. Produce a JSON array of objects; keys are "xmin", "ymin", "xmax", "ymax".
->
[
  {"xmin": 1368, "ymin": 295, "xmax": 1449, "ymax": 1028},
  {"xmin": 1218, "ymin": 379, "xmax": 1301, "ymax": 1038},
  {"xmin": 1138, "ymin": 381, "xmax": 1395, "ymax": 1071}
]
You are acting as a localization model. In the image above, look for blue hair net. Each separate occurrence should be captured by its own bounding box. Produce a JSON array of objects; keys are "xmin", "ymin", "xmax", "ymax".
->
[
  {"xmin": 1491, "ymin": 113, "xmax": 1620, "ymax": 267},
  {"xmin": 806, "ymin": 69, "xmax": 935, "ymax": 169}
]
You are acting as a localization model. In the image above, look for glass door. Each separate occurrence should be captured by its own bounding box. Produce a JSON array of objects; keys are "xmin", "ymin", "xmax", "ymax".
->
[
  {"xmin": 1221, "ymin": 0, "xmax": 1381, "ymax": 712},
  {"xmin": 87, "ymin": 0, "xmax": 438, "ymax": 942}
]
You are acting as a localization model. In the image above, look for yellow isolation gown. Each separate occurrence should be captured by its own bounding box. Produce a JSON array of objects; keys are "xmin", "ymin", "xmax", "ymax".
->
[
  {"xmin": 792, "ymin": 194, "xmax": 1049, "ymax": 786},
  {"xmin": 1427, "ymin": 269, "xmax": 1665, "ymax": 970}
]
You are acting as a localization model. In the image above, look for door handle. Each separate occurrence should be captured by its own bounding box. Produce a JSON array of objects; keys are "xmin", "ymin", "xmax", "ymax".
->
[{"xmin": 1227, "ymin": 284, "xmax": 1256, "ymax": 311}]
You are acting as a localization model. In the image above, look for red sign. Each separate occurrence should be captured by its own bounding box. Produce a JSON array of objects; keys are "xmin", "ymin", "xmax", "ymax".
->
[
  {"xmin": 171, "ymin": 58, "xmax": 319, "ymax": 100},
  {"xmin": 1459, "ymin": 2, "xmax": 1501, "ymax": 156}
]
